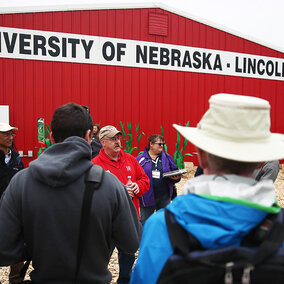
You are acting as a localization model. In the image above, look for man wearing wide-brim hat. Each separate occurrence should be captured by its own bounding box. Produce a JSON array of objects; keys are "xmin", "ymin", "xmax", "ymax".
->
[{"xmin": 130, "ymin": 93, "xmax": 284, "ymax": 284}]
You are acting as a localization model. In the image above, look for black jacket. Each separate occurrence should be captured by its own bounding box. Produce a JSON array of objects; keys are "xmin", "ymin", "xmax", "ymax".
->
[
  {"xmin": 91, "ymin": 137, "xmax": 102, "ymax": 158},
  {"xmin": 0, "ymin": 148, "xmax": 24, "ymax": 198}
]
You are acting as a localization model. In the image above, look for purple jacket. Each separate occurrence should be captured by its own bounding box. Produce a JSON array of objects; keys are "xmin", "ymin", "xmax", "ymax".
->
[{"xmin": 136, "ymin": 148, "xmax": 180, "ymax": 207}]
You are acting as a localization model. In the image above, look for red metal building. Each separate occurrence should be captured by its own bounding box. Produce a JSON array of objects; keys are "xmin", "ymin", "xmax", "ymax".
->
[{"xmin": 0, "ymin": 3, "xmax": 284, "ymax": 165}]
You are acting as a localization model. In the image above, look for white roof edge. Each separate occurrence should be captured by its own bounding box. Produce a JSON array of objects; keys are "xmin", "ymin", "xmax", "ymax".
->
[
  {"xmin": 0, "ymin": 2, "xmax": 159, "ymax": 13},
  {"xmin": 1, "ymin": 1, "xmax": 284, "ymax": 54}
]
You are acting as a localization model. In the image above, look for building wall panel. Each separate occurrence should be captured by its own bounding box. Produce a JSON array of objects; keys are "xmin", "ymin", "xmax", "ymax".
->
[{"xmin": 0, "ymin": 8, "xmax": 284, "ymax": 164}]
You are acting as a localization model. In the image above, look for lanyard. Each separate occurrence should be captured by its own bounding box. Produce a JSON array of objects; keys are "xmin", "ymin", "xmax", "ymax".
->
[{"xmin": 152, "ymin": 157, "xmax": 159, "ymax": 170}]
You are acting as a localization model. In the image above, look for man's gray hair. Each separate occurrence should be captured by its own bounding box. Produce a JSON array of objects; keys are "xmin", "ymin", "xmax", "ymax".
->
[{"xmin": 207, "ymin": 153, "xmax": 261, "ymax": 175}]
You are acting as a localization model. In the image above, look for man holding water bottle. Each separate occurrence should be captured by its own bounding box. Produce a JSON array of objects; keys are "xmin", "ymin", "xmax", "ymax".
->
[{"xmin": 92, "ymin": 125, "xmax": 149, "ymax": 284}]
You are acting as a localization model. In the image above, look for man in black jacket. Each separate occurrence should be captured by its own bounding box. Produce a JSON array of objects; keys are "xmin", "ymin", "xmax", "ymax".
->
[
  {"xmin": 0, "ymin": 123, "xmax": 24, "ymax": 198},
  {"xmin": 0, "ymin": 122, "xmax": 24, "ymax": 283}
]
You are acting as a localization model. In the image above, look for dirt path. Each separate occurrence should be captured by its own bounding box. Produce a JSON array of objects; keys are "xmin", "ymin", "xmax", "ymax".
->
[{"xmin": 1, "ymin": 163, "xmax": 283, "ymax": 283}]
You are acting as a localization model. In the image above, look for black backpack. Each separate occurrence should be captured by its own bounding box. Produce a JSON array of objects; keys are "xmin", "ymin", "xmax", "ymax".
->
[{"xmin": 157, "ymin": 208, "xmax": 284, "ymax": 284}]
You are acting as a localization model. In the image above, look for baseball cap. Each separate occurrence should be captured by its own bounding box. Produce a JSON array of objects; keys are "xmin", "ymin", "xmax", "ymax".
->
[{"xmin": 99, "ymin": 125, "xmax": 122, "ymax": 140}]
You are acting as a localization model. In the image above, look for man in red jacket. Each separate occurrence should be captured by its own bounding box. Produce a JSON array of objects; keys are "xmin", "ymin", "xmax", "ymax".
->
[{"xmin": 92, "ymin": 125, "xmax": 149, "ymax": 284}]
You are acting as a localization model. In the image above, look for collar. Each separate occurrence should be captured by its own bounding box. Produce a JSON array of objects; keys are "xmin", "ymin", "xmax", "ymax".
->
[
  {"xmin": 5, "ymin": 149, "xmax": 12, "ymax": 164},
  {"xmin": 102, "ymin": 148, "xmax": 121, "ymax": 162},
  {"xmin": 183, "ymin": 174, "xmax": 275, "ymax": 207}
]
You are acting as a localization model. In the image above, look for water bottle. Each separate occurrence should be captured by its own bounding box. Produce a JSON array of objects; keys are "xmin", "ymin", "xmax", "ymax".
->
[
  {"xmin": 126, "ymin": 176, "xmax": 133, "ymax": 199},
  {"xmin": 126, "ymin": 176, "xmax": 132, "ymax": 188}
]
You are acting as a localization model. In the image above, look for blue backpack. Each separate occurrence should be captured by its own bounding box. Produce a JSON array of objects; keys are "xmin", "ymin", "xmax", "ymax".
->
[{"xmin": 157, "ymin": 208, "xmax": 284, "ymax": 284}]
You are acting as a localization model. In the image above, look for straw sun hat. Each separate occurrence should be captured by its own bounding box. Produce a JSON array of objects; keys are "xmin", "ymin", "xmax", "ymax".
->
[{"xmin": 173, "ymin": 93, "xmax": 284, "ymax": 162}]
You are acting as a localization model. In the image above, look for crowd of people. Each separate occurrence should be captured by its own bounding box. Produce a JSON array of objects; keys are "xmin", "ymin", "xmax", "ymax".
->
[{"xmin": 0, "ymin": 93, "xmax": 284, "ymax": 284}]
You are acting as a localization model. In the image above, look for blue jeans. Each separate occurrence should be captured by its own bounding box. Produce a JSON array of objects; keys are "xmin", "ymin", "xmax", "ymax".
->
[
  {"xmin": 140, "ymin": 193, "xmax": 171, "ymax": 226},
  {"xmin": 111, "ymin": 245, "xmax": 135, "ymax": 284}
]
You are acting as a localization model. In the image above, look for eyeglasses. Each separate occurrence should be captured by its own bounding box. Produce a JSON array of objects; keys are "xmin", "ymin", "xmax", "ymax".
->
[
  {"xmin": 1, "ymin": 131, "xmax": 16, "ymax": 138},
  {"xmin": 154, "ymin": 142, "xmax": 165, "ymax": 146}
]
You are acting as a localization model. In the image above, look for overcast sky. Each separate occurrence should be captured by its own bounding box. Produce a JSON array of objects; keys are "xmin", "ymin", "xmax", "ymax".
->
[{"xmin": 0, "ymin": 0, "xmax": 283, "ymax": 53}]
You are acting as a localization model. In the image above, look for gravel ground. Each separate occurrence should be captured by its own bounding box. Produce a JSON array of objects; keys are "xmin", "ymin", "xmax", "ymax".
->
[{"xmin": 1, "ymin": 163, "xmax": 283, "ymax": 283}]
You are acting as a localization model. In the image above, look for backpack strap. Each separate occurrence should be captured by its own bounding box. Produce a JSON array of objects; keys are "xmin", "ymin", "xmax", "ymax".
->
[
  {"xmin": 221, "ymin": 209, "xmax": 284, "ymax": 271},
  {"xmin": 165, "ymin": 208, "xmax": 201, "ymax": 257},
  {"xmin": 248, "ymin": 209, "xmax": 284, "ymax": 266},
  {"xmin": 74, "ymin": 165, "xmax": 105, "ymax": 283}
]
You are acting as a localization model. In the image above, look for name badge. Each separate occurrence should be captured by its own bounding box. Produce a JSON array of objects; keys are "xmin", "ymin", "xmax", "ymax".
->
[{"xmin": 152, "ymin": 170, "xmax": 160, "ymax": 179}]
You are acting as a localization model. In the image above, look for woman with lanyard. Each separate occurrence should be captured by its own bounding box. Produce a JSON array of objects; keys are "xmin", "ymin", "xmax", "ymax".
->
[{"xmin": 136, "ymin": 134, "xmax": 181, "ymax": 225}]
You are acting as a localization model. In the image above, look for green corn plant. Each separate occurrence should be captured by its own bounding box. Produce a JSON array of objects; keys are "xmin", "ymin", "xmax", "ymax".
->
[
  {"xmin": 160, "ymin": 125, "xmax": 168, "ymax": 153},
  {"xmin": 36, "ymin": 123, "xmax": 54, "ymax": 156},
  {"xmin": 135, "ymin": 124, "xmax": 145, "ymax": 155},
  {"xmin": 120, "ymin": 121, "xmax": 137, "ymax": 154},
  {"xmin": 173, "ymin": 121, "xmax": 193, "ymax": 169},
  {"xmin": 120, "ymin": 122, "xmax": 126, "ymax": 149}
]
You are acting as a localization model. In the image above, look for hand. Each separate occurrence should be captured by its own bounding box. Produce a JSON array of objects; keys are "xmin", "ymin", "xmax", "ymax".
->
[
  {"xmin": 131, "ymin": 182, "xmax": 140, "ymax": 195},
  {"xmin": 126, "ymin": 186, "xmax": 135, "ymax": 198},
  {"xmin": 169, "ymin": 174, "xmax": 181, "ymax": 180}
]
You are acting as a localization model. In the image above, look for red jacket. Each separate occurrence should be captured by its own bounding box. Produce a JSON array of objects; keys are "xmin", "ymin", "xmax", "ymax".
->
[{"xmin": 92, "ymin": 149, "xmax": 150, "ymax": 218}]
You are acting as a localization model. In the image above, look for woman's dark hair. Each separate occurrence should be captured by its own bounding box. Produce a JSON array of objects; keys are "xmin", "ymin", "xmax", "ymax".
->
[
  {"xmin": 93, "ymin": 124, "xmax": 100, "ymax": 139},
  {"xmin": 147, "ymin": 134, "xmax": 164, "ymax": 148},
  {"xmin": 51, "ymin": 103, "xmax": 93, "ymax": 143}
]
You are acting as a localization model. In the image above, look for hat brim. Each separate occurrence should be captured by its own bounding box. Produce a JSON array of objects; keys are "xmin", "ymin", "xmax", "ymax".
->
[
  {"xmin": 0, "ymin": 126, "xmax": 18, "ymax": 132},
  {"xmin": 108, "ymin": 130, "xmax": 122, "ymax": 138},
  {"xmin": 100, "ymin": 130, "xmax": 122, "ymax": 140},
  {"xmin": 173, "ymin": 124, "xmax": 284, "ymax": 162}
]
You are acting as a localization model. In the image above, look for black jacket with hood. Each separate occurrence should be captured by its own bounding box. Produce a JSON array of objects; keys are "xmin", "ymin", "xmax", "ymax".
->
[{"xmin": 0, "ymin": 136, "xmax": 141, "ymax": 283}]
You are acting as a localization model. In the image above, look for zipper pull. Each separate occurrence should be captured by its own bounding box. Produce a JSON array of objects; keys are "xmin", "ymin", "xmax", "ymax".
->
[
  {"xmin": 242, "ymin": 265, "xmax": 254, "ymax": 284},
  {"xmin": 224, "ymin": 262, "xmax": 234, "ymax": 284}
]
